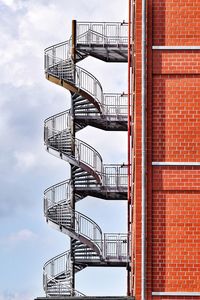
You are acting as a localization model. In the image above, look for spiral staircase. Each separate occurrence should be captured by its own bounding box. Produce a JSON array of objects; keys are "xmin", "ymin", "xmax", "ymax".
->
[{"xmin": 42, "ymin": 21, "xmax": 130, "ymax": 298}]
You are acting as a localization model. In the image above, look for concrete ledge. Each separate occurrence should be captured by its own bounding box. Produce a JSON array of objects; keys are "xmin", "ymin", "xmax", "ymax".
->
[
  {"xmin": 152, "ymin": 46, "xmax": 200, "ymax": 50},
  {"xmin": 152, "ymin": 292, "xmax": 200, "ymax": 296}
]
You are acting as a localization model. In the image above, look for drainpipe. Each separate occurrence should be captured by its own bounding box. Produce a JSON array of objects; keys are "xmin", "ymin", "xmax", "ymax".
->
[
  {"xmin": 127, "ymin": 0, "xmax": 132, "ymax": 296},
  {"xmin": 141, "ymin": 0, "xmax": 147, "ymax": 298}
]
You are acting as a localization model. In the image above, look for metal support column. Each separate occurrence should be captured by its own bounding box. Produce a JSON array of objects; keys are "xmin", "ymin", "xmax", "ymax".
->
[{"xmin": 70, "ymin": 19, "xmax": 77, "ymax": 296}]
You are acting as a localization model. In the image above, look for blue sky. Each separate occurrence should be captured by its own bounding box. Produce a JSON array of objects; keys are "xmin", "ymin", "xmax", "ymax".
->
[{"xmin": 0, "ymin": 0, "xmax": 128, "ymax": 299}]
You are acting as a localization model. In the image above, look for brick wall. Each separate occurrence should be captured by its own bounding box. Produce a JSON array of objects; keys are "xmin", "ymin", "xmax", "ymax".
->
[
  {"xmin": 152, "ymin": 75, "xmax": 200, "ymax": 162},
  {"xmin": 153, "ymin": 0, "xmax": 200, "ymax": 46},
  {"xmin": 133, "ymin": 0, "xmax": 200, "ymax": 299},
  {"xmin": 152, "ymin": 191, "xmax": 200, "ymax": 291},
  {"xmin": 132, "ymin": 0, "xmax": 142, "ymax": 297},
  {"xmin": 150, "ymin": 0, "xmax": 200, "ymax": 298}
]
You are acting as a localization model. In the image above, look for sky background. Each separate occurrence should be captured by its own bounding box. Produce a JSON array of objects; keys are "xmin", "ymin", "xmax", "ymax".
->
[{"xmin": 0, "ymin": 0, "xmax": 128, "ymax": 299}]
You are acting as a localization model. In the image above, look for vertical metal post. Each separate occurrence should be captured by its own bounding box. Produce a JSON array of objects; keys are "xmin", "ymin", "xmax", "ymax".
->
[
  {"xmin": 141, "ymin": 0, "xmax": 147, "ymax": 299},
  {"xmin": 70, "ymin": 19, "xmax": 77, "ymax": 296},
  {"xmin": 71, "ymin": 20, "xmax": 77, "ymax": 140}
]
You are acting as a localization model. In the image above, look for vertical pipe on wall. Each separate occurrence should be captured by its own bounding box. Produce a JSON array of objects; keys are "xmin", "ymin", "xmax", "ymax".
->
[
  {"xmin": 127, "ymin": 0, "xmax": 132, "ymax": 296},
  {"xmin": 141, "ymin": 0, "xmax": 147, "ymax": 298}
]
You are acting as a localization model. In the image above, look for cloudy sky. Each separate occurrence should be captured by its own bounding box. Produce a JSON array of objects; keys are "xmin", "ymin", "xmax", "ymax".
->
[{"xmin": 0, "ymin": 0, "xmax": 128, "ymax": 299}]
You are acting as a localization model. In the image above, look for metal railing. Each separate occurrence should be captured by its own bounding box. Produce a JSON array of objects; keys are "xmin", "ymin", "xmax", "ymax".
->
[
  {"xmin": 75, "ymin": 65, "xmax": 103, "ymax": 106},
  {"xmin": 44, "ymin": 110, "xmax": 72, "ymax": 134},
  {"xmin": 44, "ymin": 180, "xmax": 72, "ymax": 215},
  {"xmin": 44, "ymin": 122, "xmax": 103, "ymax": 175},
  {"xmin": 45, "ymin": 56, "xmax": 74, "ymax": 83},
  {"xmin": 44, "ymin": 126, "xmax": 71, "ymax": 157},
  {"xmin": 103, "ymin": 93, "xmax": 128, "ymax": 117},
  {"xmin": 44, "ymin": 182, "xmax": 128, "ymax": 261},
  {"xmin": 76, "ymin": 22, "xmax": 128, "ymax": 45},
  {"xmin": 45, "ymin": 55, "xmax": 103, "ymax": 110},
  {"xmin": 44, "ymin": 198, "xmax": 103, "ymax": 254},
  {"xmin": 103, "ymin": 164, "xmax": 128, "ymax": 187},
  {"xmin": 44, "ymin": 21, "xmax": 128, "ymax": 69},
  {"xmin": 44, "ymin": 180, "xmax": 71, "ymax": 203},
  {"xmin": 43, "ymin": 252, "xmax": 71, "ymax": 296},
  {"xmin": 74, "ymin": 137, "xmax": 103, "ymax": 174},
  {"xmin": 103, "ymin": 233, "xmax": 128, "ymax": 260},
  {"xmin": 45, "ymin": 56, "xmax": 128, "ymax": 119},
  {"xmin": 44, "ymin": 95, "xmax": 127, "ymax": 124},
  {"xmin": 44, "ymin": 39, "xmax": 71, "ymax": 69},
  {"xmin": 74, "ymin": 211, "xmax": 102, "ymax": 251},
  {"xmin": 43, "ymin": 250, "xmax": 71, "ymax": 286},
  {"xmin": 43, "ymin": 250, "xmax": 85, "ymax": 297}
]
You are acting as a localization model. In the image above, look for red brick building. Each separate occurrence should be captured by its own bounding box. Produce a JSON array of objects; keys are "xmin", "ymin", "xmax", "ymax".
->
[{"xmin": 131, "ymin": 0, "xmax": 200, "ymax": 299}]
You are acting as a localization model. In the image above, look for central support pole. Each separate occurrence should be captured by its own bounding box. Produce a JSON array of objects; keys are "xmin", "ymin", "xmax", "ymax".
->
[{"xmin": 141, "ymin": 0, "xmax": 147, "ymax": 298}]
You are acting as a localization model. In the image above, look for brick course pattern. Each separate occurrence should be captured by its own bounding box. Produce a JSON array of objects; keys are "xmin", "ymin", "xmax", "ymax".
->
[
  {"xmin": 153, "ymin": 0, "xmax": 200, "ymax": 46},
  {"xmin": 153, "ymin": 52, "xmax": 200, "ymax": 75},
  {"xmin": 152, "ymin": 191, "xmax": 200, "ymax": 291},
  {"xmin": 153, "ymin": 167, "xmax": 200, "ymax": 191},
  {"xmin": 151, "ymin": 0, "xmax": 200, "ymax": 298},
  {"xmin": 152, "ymin": 75, "xmax": 200, "ymax": 162},
  {"xmin": 133, "ymin": 0, "xmax": 200, "ymax": 298}
]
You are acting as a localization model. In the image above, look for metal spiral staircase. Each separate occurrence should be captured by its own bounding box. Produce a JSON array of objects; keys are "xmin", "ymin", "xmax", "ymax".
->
[{"xmin": 43, "ymin": 21, "xmax": 129, "ymax": 298}]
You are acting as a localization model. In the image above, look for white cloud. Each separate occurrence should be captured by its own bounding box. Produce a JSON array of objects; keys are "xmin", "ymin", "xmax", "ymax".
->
[
  {"xmin": 0, "ymin": 0, "xmax": 30, "ymax": 11},
  {"xmin": 14, "ymin": 151, "xmax": 36, "ymax": 170},
  {"xmin": 0, "ymin": 229, "xmax": 37, "ymax": 247},
  {"xmin": 1, "ymin": 0, "xmax": 15, "ymax": 8},
  {"xmin": 0, "ymin": 0, "xmax": 128, "ymax": 297},
  {"xmin": 8, "ymin": 229, "xmax": 37, "ymax": 242},
  {"xmin": 0, "ymin": 291, "xmax": 32, "ymax": 300},
  {"xmin": 0, "ymin": 1, "xmax": 67, "ymax": 87}
]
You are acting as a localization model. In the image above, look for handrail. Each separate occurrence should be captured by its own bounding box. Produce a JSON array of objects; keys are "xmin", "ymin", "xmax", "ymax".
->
[
  {"xmin": 44, "ymin": 39, "xmax": 72, "ymax": 69},
  {"xmin": 44, "ymin": 180, "xmax": 72, "ymax": 215},
  {"xmin": 76, "ymin": 22, "xmax": 128, "ymax": 45},
  {"xmin": 44, "ymin": 179, "xmax": 72, "ymax": 201},
  {"xmin": 44, "ymin": 109, "xmax": 72, "ymax": 133},
  {"xmin": 75, "ymin": 64, "xmax": 103, "ymax": 105},
  {"xmin": 44, "ymin": 95, "xmax": 128, "ymax": 124},
  {"xmin": 103, "ymin": 164, "xmax": 128, "ymax": 187},
  {"xmin": 74, "ymin": 137, "xmax": 103, "ymax": 174},
  {"xmin": 103, "ymin": 93, "xmax": 128, "ymax": 117},
  {"xmin": 44, "ymin": 21, "xmax": 128, "ymax": 64},
  {"xmin": 43, "ymin": 250, "xmax": 85, "ymax": 297},
  {"xmin": 45, "ymin": 55, "xmax": 103, "ymax": 110},
  {"xmin": 103, "ymin": 233, "xmax": 129, "ymax": 259},
  {"xmin": 44, "ymin": 120, "xmax": 128, "ymax": 186},
  {"xmin": 45, "ymin": 54, "xmax": 129, "ymax": 119},
  {"xmin": 44, "ymin": 39, "xmax": 71, "ymax": 54},
  {"xmin": 44, "ymin": 198, "xmax": 103, "ymax": 253},
  {"xmin": 43, "ymin": 250, "xmax": 71, "ymax": 279},
  {"xmin": 44, "ymin": 125, "xmax": 103, "ymax": 175},
  {"xmin": 74, "ymin": 210, "xmax": 102, "ymax": 248}
]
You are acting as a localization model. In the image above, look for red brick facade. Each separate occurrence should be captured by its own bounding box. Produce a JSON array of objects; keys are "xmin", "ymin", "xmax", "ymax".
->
[{"xmin": 132, "ymin": 0, "xmax": 200, "ymax": 299}]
